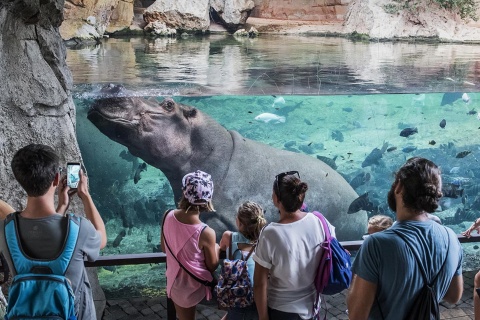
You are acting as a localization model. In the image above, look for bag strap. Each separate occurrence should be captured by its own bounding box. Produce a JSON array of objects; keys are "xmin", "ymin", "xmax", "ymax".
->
[
  {"xmin": 161, "ymin": 209, "xmax": 215, "ymax": 288},
  {"xmin": 392, "ymin": 228, "xmax": 450, "ymax": 287},
  {"xmin": 313, "ymin": 211, "xmax": 331, "ymax": 239},
  {"xmin": 229, "ymin": 232, "xmax": 256, "ymax": 261}
]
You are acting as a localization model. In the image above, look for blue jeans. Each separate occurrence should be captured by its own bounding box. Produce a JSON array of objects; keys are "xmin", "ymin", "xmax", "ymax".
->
[
  {"xmin": 226, "ymin": 304, "xmax": 258, "ymax": 320},
  {"xmin": 268, "ymin": 307, "xmax": 314, "ymax": 320}
]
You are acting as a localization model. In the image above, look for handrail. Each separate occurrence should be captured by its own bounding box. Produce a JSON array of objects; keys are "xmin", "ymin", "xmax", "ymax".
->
[{"xmin": 85, "ymin": 234, "xmax": 480, "ymax": 267}]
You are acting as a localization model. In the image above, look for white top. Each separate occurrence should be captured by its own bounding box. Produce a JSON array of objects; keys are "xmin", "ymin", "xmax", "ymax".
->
[{"xmin": 253, "ymin": 212, "xmax": 335, "ymax": 319}]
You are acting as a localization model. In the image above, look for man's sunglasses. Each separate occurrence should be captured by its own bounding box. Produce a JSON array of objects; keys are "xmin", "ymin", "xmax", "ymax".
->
[{"xmin": 274, "ymin": 171, "xmax": 300, "ymax": 199}]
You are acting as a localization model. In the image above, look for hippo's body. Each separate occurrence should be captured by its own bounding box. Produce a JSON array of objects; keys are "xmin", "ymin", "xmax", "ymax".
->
[{"xmin": 88, "ymin": 85, "xmax": 367, "ymax": 240}]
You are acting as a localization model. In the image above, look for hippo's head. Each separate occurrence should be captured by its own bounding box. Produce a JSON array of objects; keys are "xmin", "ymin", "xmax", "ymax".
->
[{"xmin": 88, "ymin": 84, "xmax": 233, "ymax": 199}]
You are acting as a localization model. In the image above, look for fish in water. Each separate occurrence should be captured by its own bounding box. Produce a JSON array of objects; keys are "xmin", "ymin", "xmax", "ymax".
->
[
  {"xmin": 112, "ymin": 229, "xmax": 127, "ymax": 248},
  {"xmin": 386, "ymin": 146, "xmax": 397, "ymax": 152},
  {"xmin": 462, "ymin": 93, "xmax": 470, "ymax": 103},
  {"xmin": 134, "ymin": 162, "xmax": 147, "ymax": 184},
  {"xmin": 147, "ymin": 231, "xmax": 153, "ymax": 243},
  {"xmin": 400, "ymin": 127, "xmax": 418, "ymax": 137},
  {"xmin": 439, "ymin": 119, "xmax": 446, "ymax": 129},
  {"xmin": 467, "ymin": 109, "xmax": 477, "ymax": 115},
  {"xmin": 272, "ymin": 96, "xmax": 285, "ymax": 107},
  {"xmin": 402, "ymin": 145, "xmax": 417, "ymax": 153},
  {"xmin": 316, "ymin": 155, "xmax": 338, "ymax": 170},
  {"xmin": 429, "ymin": 140, "xmax": 436, "ymax": 145},
  {"xmin": 456, "ymin": 151, "xmax": 472, "ymax": 158},
  {"xmin": 347, "ymin": 192, "xmax": 374, "ymax": 214},
  {"xmin": 331, "ymin": 130, "xmax": 344, "ymax": 142},
  {"xmin": 361, "ymin": 142, "xmax": 388, "ymax": 168},
  {"xmin": 442, "ymin": 183, "xmax": 464, "ymax": 199},
  {"xmin": 304, "ymin": 119, "xmax": 312, "ymax": 125},
  {"xmin": 254, "ymin": 113, "xmax": 286, "ymax": 123},
  {"xmin": 342, "ymin": 107, "xmax": 353, "ymax": 112},
  {"xmin": 284, "ymin": 141, "xmax": 296, "ymax": 148},
  {"xmin": 349, "ymin": 172, "xmax": 371, "ymax": 190},
  {"xmin": 440, "ymin": 92, "xmax": 463, "ymax": 106}
]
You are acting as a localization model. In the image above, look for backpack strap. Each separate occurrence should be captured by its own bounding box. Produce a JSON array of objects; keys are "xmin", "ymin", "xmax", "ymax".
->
[
  {"xmin": 4, "ymin": 212, "xmax": 80, "ymax": 276},
  {"xmin": 392, "ymin": 228, "xmax": 450, "ymax": 288}
]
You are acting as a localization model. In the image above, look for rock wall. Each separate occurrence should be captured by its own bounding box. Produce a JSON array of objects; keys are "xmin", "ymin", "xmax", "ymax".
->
[
  {"xmin": 344, "ymin": 0, "xmax": 480, "ymax": 42},
  {"xmin": 0, "ymin": 0, "xmax": 105, "ymax": 317},
  {"xmin": 251, "ymin": 0, "xmax": 351, "ymax": 21}
]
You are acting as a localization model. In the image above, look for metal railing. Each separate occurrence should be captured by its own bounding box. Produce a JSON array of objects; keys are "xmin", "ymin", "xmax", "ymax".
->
[{"xmin": 86, "ymin": 234, "xmax": 480, "ymax": 320}]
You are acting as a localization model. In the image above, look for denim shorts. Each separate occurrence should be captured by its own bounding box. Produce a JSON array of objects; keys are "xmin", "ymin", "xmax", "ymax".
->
[{"xmin": 226, "ymin": 304, "xmax": 258, "ymax": 320}]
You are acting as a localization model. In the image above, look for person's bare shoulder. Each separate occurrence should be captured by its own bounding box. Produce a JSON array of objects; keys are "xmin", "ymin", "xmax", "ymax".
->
[{"xmin": 0, "ymin": 200, "xmax": 14, "ymax": 220}]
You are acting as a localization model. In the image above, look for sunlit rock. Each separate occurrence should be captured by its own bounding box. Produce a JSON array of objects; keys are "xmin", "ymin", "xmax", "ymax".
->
[
  {"xmin": 144, "ymin": 21, "xmax": 177, "ymax": 36},
  {"xmin": 143, "ymin": 0, "xmax": 210, "ymax": 32},
  {"xmin": 210, "ymin": 0, "xmax": 255, "ymax": 31},
  {"xmin": 344, "ymin": 0, "xmax": 480, "ymax": 42}
]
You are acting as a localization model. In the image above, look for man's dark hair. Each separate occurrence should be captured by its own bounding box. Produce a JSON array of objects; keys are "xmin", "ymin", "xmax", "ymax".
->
[
  {"xmin": 388, "ymin": 157, "xmax": 442, "ymax": 213},
  {"xmin": 11, "ymin": 144, "xmax": 60, "ymax": 197}
]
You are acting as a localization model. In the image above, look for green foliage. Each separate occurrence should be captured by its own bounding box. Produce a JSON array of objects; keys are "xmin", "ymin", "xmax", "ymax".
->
[{"xmin": 382, "ymin": 0, "xmax": 478, "ymax": 21}]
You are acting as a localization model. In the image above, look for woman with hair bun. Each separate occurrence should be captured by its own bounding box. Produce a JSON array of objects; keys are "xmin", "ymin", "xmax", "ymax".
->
[
  {"xmin": 161, "ymin": 170, "xmax": 220, "ymax": 320},
  {"xmin": 348, "ymin": 157, "xmax": 463, "ymax": 319},
  {"xmin": 253, "ymin": 171, "xmax": 336, "ymax": 320}
]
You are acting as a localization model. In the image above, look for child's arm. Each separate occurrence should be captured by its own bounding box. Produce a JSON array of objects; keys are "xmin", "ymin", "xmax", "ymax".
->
[
  {"xmin": 199, "ymin": 226, "xmax": 220, "ymax": 272},
  {"xmin": 219, "ymin": 230, "xmax": 232, "ymax": 251}
]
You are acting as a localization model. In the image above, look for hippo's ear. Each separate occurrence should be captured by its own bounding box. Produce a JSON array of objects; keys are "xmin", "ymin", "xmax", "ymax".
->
[{"xmin": 183, "ymin": 108, "xmax": 197, "ymax": 118}]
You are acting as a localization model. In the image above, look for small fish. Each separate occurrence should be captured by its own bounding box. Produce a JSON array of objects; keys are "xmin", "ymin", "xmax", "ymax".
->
[
  {"xmin": 342, "ymin": 107, "xmax": 353, "ymax": 113},
  {"xmin": 440, "ymin": 92, "xmax": 462, "ymax": 106},
  {"xmin": 402, "ymin": 145, "xmax": 417, "ymax": 153},
  {"xmin": 316, "ymin": 155, "xmax": 338, "ymax": 170},
  {"xmin": 462, "ymin": 93, "xmax": 470, "ymax": 103},
  {"xmin": 362, "ymin": 142, "xmax": 388, "ymax": 168},
  {"xmin": 464, "ymin": 81, "xmax": 476, "ymax": 86},
  {"xmin": 456, "ymin": 151, "xmax": 471, "ymax": 158},
  {"xmin": 349, "ymin": 172, "xmax": 371, "ymax": 190},
  {"xmin": 449, "ymin": 167, "xmax": 460, "ymax": 174},
  {"xmin": 147, "ymin": 231, "xmax": 153, "ymax": 243},
  {"xmin": 429, "ymin": 140, "xmax": 436, "ymax": 145},
  {"xmin": 442, "ymin": 183, "xmax": 464, "ymax": 199},
  {"xmin": 331, "ymin": 130, "xmax": 344, "ymax": 142},
  {"xmin": 112, "ymin": 229, "xmax": 127, "ymax": 248},
  {"xmin": 347, "ymin": 192, "xmax": 374, "ymax": 214},
  {"xmin": 304, "ymin": 119, "xmax": 312, "ymax": 125},
  {"xmin": 272, "ymin": 96, "xmax": 285, "ymax": 107},
  {"xmin": 439, "ymin": 119, "xmax": 446, "ymax": 129},
  {"xmin": 254, "ymin": 113, "xmax": 286, "ymax": 123},
  {"xmin": 467, "ymin": 109, "xmax": 477, "ymax": 115},
  {"xmin": 400, "ymin": 127, "xmax": 418, "ymax": 137},
  {"xmin": 386, "ymin": 147, "xmax": 397, "ymax": 152},
  {"xmin": 134, "ymin": 162, "xmax": 147, "ymax": 184}
]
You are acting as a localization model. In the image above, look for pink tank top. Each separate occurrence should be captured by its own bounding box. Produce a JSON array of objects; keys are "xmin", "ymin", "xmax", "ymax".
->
[{"xmin": 163, "ymin": 210, "xmax": 213, "ymax": 308}]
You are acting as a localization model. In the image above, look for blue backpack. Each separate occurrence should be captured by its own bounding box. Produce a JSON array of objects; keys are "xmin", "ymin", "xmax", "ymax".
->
[
  {"xmin": 4, "ymin": 213, "xmax": 79, "ymax": 320},
  {"xmin": 312, "ymin": 211, "xmax": 352, "ymax": 300}
]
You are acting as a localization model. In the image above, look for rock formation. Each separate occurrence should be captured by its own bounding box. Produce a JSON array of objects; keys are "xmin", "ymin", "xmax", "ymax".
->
[
  {"xmin": 0, "ymin": 0, "xmax": 105, "ymax": 317},
  {"xmin": 344, "ymin": 0, "xmax": 480, "ymax": 42},
  {"xmin": 210, "ymin": 0, "xmax": 255, "ymax": 31}
]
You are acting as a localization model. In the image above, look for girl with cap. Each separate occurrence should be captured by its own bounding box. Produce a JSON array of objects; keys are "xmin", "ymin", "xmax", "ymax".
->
[
  {"xmin": 253, "ymin": 171, "xmax": 336, "ymax": 320},
  {"xmin": 161, "ymin": 170, "xmax": 220, "ymax": 320}
]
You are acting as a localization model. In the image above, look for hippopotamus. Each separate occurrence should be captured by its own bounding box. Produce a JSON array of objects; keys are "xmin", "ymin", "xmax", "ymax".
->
[{"xmin": 87, "ymin": 84, "xmax": 367, "ymax": 241}]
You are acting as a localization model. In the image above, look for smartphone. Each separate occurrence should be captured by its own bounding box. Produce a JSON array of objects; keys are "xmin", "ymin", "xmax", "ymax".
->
[{"xmin": 66, "ymin": 162, "xmax": 81, "ymax": 189}]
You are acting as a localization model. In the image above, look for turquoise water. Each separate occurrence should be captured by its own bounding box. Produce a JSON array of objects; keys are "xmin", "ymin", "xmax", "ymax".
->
[{"xmin": 68, "ymin": 35, "xmax": 480, "ymax": 298}]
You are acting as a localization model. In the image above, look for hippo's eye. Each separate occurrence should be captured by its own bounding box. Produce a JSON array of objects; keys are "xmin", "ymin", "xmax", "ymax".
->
[{"xmin": 163, "ymin": 100, "xmax": 174, "ymax": 111}]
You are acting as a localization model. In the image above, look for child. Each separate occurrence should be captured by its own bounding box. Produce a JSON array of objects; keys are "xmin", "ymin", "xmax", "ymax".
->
[
  {"xmin": 219, "ymin": 201, "xmax": 267, "ymax": 320},
  {"xmin": 161, "ymin": 170, "xmax": 220, "ymax": 320},
  {"xmin": 367, "ymin": 214, "xmax": 393, "ymax": 234}
]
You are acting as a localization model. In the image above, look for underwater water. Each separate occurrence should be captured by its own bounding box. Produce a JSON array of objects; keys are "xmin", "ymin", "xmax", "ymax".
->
[{"xmin": 68, "ymin": 35, "xmax": 480, "ymax": 299}]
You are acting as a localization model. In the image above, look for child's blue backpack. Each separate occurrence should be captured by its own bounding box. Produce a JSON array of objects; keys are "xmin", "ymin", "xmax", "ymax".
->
[
  {"xmin": 312, "ymin": 211, "xmax": 352, "ymax": 317},
  {"xmin": 4, "ymin": 212, "xmax": 79, "ymax": 320}
]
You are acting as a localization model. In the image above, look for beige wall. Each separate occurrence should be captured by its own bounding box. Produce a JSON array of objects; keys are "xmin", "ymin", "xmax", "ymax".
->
[{"xmin": 251, "ymin": 0, "xmax": 351, "ymax": 21}]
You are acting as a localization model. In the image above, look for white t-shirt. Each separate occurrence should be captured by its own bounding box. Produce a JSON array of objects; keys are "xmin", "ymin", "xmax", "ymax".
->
[{"xmin": 253, "ymin": 212, "xmax": 335, "ymax": 319}]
